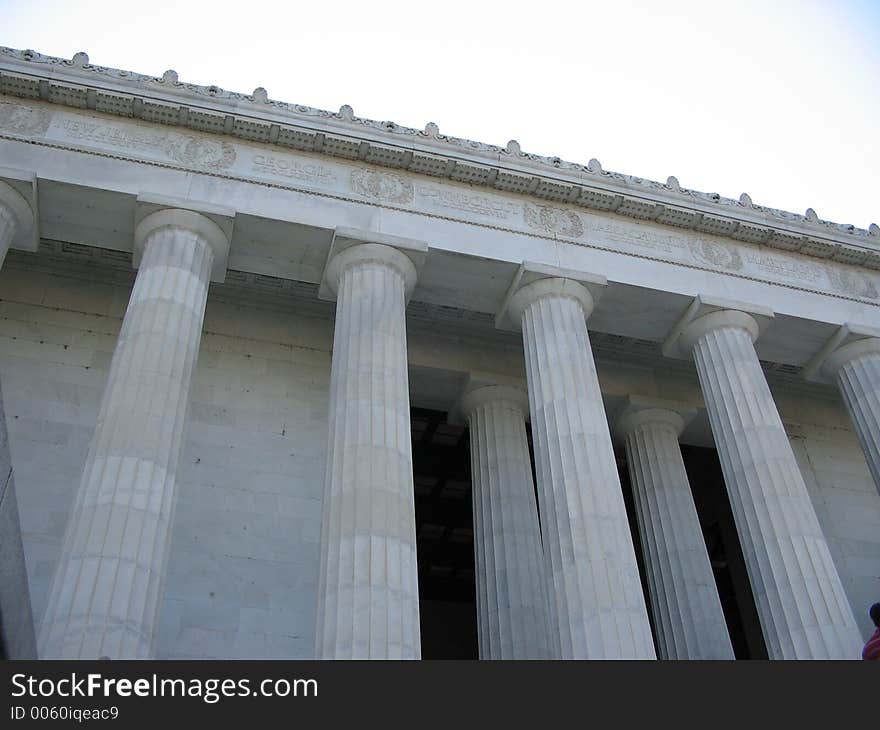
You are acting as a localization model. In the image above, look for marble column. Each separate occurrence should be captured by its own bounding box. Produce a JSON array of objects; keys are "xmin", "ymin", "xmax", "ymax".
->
[
  {"xmin": 504, "ymin": 274, "xmax": 655, "ymax": 659},
  {"xmin": 616, "ymin": 402, "xmax": 734, "ymax": 659},
  {"xmin": 454, "ymin": 385, "xmax": 553, "ymax": 659},
  {"xmin": 823, "ymin": 338, "xmax": 880, "ymax": 496},
  {"xmin": 678, "ymin": 308, "xmax": 863, "ymax": 659},
  {"xmin": 0, "ymin": 182, "xmax": 23, "ymax": 267},
  {"xmin": 0, "ymin": 176, "xmax": 36, "ymax": 267},
  {"xmin": 315, "ymin": 234, "xmax": 425, "ymax": 659},
  {"xmin": 39, "ymin": 208, "xmax": 229, "ymax": 658},
  {"xmin": 0, "ymin": 179, "xmax": 37, "ymax": 658}
]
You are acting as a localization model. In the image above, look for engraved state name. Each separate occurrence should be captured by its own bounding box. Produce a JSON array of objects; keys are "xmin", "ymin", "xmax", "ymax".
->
[
  {"xmin": 60, "ymin": 118, "xmax": 165, "ymax": 151},
  {"xmin": 252, "ymin": 154, "xmax": 336, "ymax": 185},
  {"xmin": 58, "ymin": 118, "xmax": 236, "ymax": 170},
  {"xmin": 743, "ymin": 251, "xmax": 823, "ymax": 283},
  {"xmin": 417, "ymin": 186, "xmax": 516, "ymax": 220}
]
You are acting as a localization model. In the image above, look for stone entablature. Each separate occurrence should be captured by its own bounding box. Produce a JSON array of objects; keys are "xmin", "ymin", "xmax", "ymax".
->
[
  {"xmin": 0, "ymin": 46, "xmax": 877, "ymax": 273},
  {"xmin": 2, "ymin": 93, "xmax": 880, "ymax": 319}
]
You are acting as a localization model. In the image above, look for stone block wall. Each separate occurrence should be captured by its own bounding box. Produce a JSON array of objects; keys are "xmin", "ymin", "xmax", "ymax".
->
[{"xmin": 156, "ymin": 299, "xmax": 331, "ymax": 659}]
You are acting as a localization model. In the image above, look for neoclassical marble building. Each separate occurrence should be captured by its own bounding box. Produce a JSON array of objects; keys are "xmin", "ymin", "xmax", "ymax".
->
[{"xmin": 0, "ymin": 47, "xmax": 878, "ymax": 660}]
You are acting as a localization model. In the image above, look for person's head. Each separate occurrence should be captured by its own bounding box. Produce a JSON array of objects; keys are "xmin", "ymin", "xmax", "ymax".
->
[{"xmin": 870, "ymin": 603, "xmax": 880, "ymax": 628}]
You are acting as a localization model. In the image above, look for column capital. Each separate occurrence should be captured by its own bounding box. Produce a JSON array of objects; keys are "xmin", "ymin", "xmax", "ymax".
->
[
  {"xmin": 662, "ymin": 294, "xmax": 774, "ymax": 359},
  {"xmin": 495, "ymin": 261, "xmax": 606, "ymax": 331},
  {"xmin": 449, "ymin": 383, "xmax": 530, "ymax": 426},
  {"xmin": 802, "ymin": 322, "xmax": 880, "ymax": 383},
  {"xmin": 0, "ymin": 168, "xmax": 38, "ymax": 252},
  {"xmin": 318, "ymin": 227, "xmax": 427, "ymax": 302},
  {"xmin": 134, "ymin": 194, "xmax": 234, "ymax": 282},
  {"xmin": 613, "ymin": 395, "xmax": 696, "ymax": 441}
]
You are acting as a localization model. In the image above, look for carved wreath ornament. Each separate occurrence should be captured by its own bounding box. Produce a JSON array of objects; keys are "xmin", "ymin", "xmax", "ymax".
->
[
  {"xmin": 0, "ymin": 101, "xmax": 52, "ymax": 135},
  {"xmin": 350, "ymin": 169, "xmax": 414, "ymax": 205},
  {"xmin": 827, "ymin": 268, "xmax": 879, "ymax": 299},
  {"xmin": 523, "ymin": 202, "xmax": 584, "ymax": 238},
  {"xmin": 687, "ymin": 239, "xmax": 744, "ymax": 271},
  {"xmin": 164, "ymin": 135, "xmax": 236, "ymax": 170}
]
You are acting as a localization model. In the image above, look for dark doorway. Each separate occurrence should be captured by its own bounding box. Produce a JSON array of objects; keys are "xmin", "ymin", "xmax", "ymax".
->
[
  {"xmin": 616, "ymin": 443, "xmax": 768, "ymax": 659},
  {"xmin": 681, "ymin": 445, "xmax": 768, "ymax": 659},
  {"xmin": 410, "ymin": 407, "xmax": 478, "ymax": 659}
]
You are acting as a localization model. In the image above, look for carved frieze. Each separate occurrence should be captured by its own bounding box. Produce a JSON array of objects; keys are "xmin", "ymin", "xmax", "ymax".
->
[
  {"xmin": 827, "ymin": 268, "xmax": 879, "ymax": 299},
  {"xmin": 523, "ymin": 202, "xmax": 584, "ymax": 237},
  {"xmin": 1, "ymin": 95, "xmax": 877, "ymax": 307},
  {"xmin": 687, "ymin": 239, "xmax": 743, "ymax": 271},
  {"xmin": 165, "ymin": 135, "xmax": 235, "ymax": 170},
  {"xmin": 350, "ymin": 168, "xmax": 413, "ymax": 204},
  {"xmin": 0, "ymin": 100, "xmax": 51, "ymax": 135},
  {"xmin": 1, "ymin": 44, "xmax": 877, "ymax": 261},
  {"xmin": 58, "ymin": 116, "xmax": 235, "ymax": 170}
]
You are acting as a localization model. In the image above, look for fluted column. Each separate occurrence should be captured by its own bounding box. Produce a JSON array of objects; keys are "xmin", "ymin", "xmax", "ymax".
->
[
  {"xmin": 455, "ymin": 385, "xmax": 552, "ymax": 659},
  {"xmin": 679, "ymin": 309, "xmax": 862, "ymax": 659},
  {"xmin": 506, "ymin": 275, "xmax": 655, "ymax": 659},
  {"xmin": 0, "ymin": 179, "xmax": 37, "ymax": 657},
  {"xmin": 616, "ymin": 404, "xmax": 734, "ymax": 659},
  {"xmin": 316, "ymin": 236, "xmax": 424, "ymax": 659},
  {"xmin": 0, "ymin": 178, "xmax": 34, "ymax": 268},
  {"xmin": 824, "ymin": 338, "xmax": 880, "ymax": 495},
  {"xmin": 39, "ymin": 208, "xmax": 229, "ymax": 659},
  {"xmin": 0, "ymin": 185, "xmax": 20, "ymax": 268}
]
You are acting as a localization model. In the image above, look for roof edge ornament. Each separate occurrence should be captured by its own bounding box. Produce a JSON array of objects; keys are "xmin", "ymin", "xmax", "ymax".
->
[{"xmin": 0, "ymin": 45, "xmax": 876, "ymax": 242}]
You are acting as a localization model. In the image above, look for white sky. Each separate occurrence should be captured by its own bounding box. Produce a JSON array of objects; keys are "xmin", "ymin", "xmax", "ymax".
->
[{"xmin": 1, "ymin": 0, "xmax": 877, "ymax": 228}]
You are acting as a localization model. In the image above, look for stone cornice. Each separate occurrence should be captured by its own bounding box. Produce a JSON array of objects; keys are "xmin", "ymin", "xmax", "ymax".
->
[{"xmin": 1, "ymin": 46, "xmax": 878, "ymax": 271}]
